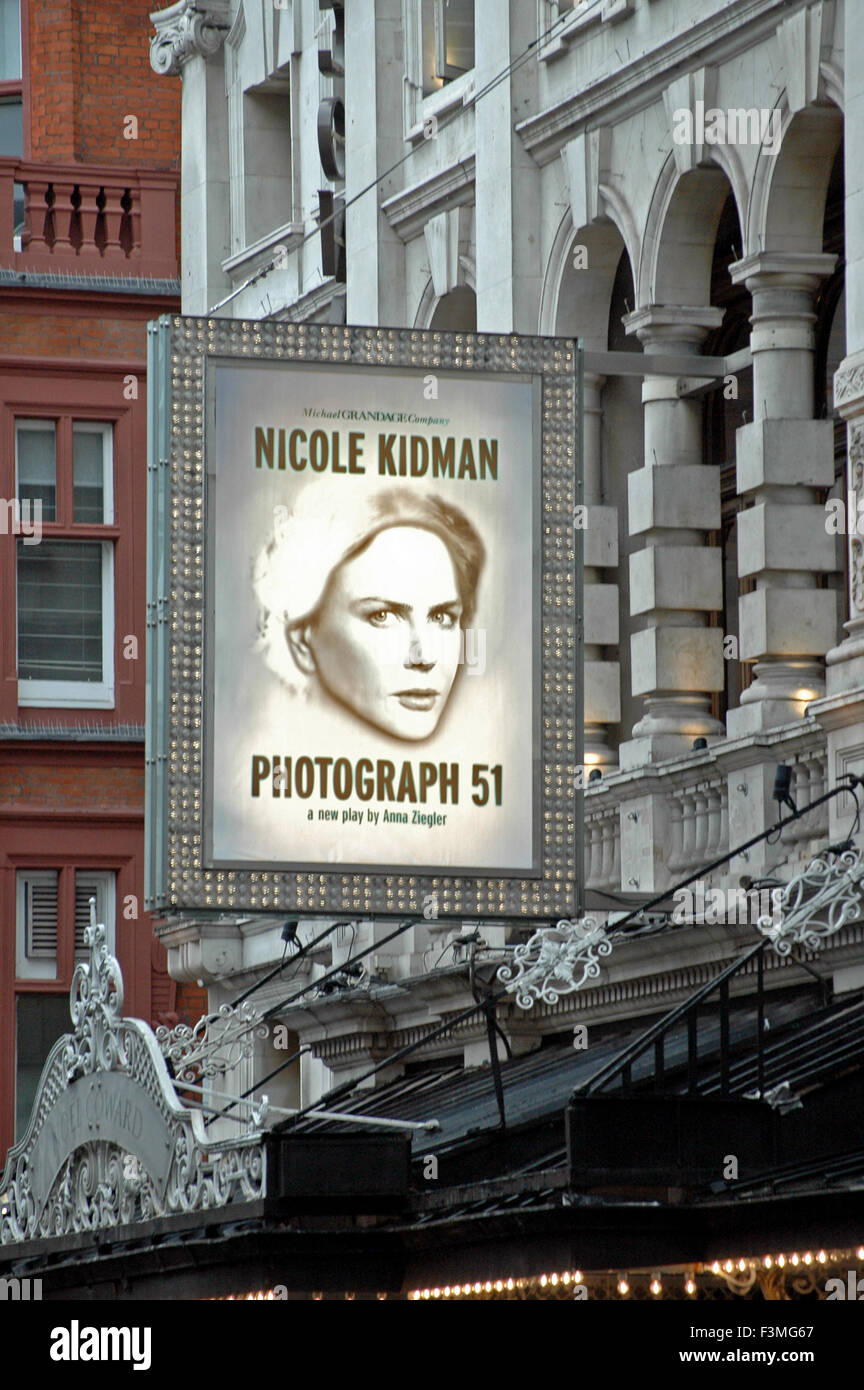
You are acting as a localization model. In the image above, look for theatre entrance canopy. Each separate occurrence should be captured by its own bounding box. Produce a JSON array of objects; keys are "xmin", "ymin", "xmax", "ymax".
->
[{"xmin": 145, "ymin": 318, "xmax": 583, "ymax": 920}]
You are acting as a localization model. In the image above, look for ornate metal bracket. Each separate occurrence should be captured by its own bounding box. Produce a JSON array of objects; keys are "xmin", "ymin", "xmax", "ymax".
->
[
  {"xmin": 497, "ymin": 916, "xmax": 621, "ymax": 1010},
  {"xmin": 757, "ymin": 847, "xmax": 864, "ymax": 956},
  {"xmin": 156, "ymin": 1001, "xmax": 269, "ymax": 1083},
  {"xmin": 498, "ymin": 846, "xmax": 864, "ymax": 1011}
]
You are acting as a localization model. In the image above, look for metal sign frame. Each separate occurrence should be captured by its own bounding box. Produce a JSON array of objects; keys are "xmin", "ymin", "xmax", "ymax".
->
[{"xmin": 145, "ymin": 317, "xmax": 582, "ymax": 919}]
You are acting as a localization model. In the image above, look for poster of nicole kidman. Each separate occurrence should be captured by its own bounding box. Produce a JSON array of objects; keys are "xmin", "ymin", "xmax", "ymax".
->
[
  {"xmin": 205, "ymin": 358, "xmax": 539, "ymax": 877},
  {"xmin": 145, "ymin": 319, "xmax": 580, "ymax": 919}
]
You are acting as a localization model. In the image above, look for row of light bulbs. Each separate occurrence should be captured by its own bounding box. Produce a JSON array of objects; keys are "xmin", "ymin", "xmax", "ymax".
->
[
  {"xmin": 411, "ymin": 1273, "xmax": 582, "ymax": 1299},
  {"xmin": 209, "ymin": 1245, "xmax": 864, "ymax": 1300},
  {"xmin": 408, "ymin": 1246, "xmax": 864, "ymax": 1301}
]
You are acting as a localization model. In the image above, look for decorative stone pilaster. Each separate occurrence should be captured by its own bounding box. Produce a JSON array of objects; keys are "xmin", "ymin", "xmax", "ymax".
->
[
  {"xmin": 150, "ymin": 0, "xmax": 231, "ymax": 77},
  {"xmin": 150, "ymin": 0, "xmax": 233, "ymax": 313},
  {"xmin": 582, "ymin": 372, "xmax": 620, "ymax": 769},
  {"xmin": 824, "ymin": 351, "xmax": 864, "ymax": 680},
  {"xmin": 618, "ymin": 306, "xmax": 725, "ymax": 769},
  {"xmin": 726, "ymin": 253, "xmax": 839, "ymax": 736},
  {"xmin": 809, "ymin": 352, "xmax": 864, "ymax": 843}
]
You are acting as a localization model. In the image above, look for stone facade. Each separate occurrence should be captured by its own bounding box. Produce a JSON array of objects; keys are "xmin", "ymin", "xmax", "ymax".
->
[{"xmin": 150, "ymin": 0, "xmax": 864, "ymax": 1112}]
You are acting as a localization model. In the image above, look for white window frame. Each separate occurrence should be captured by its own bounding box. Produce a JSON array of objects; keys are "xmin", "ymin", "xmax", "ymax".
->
[
  {"xmin": 15, "ymin": 417, "xmax": 116, "ymax": 709},
  {"xmin": 17, "ymin": 540, "xmax": 115, "ymax": 708},
  {"xmin": 72, "ymin": 421, "xmax": 115, "ymax": 524},
  {"xmin": 14, "ymin": 417, "xmax": 57, "ymax": 520},
  {"xmin": 432, "ymin": 0, "xmax": 474, "ymax": 84},
  {"xmin": 403, "ymin": 0, "xmax": 476, "ymax": 143},
  {"xmin": 15, "ymin": 869, "xmax": 116, "ymax": 980}
]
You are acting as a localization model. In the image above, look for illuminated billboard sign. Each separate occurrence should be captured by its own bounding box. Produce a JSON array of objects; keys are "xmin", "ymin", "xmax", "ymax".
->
[{"xmin": 146, "ymin": 318, "xmax": 582, "ymax": 919}]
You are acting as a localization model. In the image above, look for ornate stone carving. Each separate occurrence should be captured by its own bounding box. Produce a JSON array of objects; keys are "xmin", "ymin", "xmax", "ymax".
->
[
  {"xmin": 64, "ymin": 920, "xmax": 128, "ymax": 1081},
  {"xmin": 1, "ymin": 915, "xmax": 265, "ymax": 1245},
  {"xmin": 150, "ymin": 0, "xmax": 231, "ymax": 77},
  {"xmin": 849, "ymin": 427, "xmax": 864, "ymax": 614},
  {"xmin": 834, "ymin": 362, "xmax": 864, "ymax": 412}
]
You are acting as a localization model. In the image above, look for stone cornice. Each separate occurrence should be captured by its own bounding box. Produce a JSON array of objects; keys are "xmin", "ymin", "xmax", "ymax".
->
[
  {"xmin": 515, "ymin": 0, "xmax": 809, "ymax": 167},
  {"xmin": 149, "ymin": 0, "xmax": 232, "ymax": 77},
  {"xmin": 272, "ymin": 918, "xmax": 864, "ymax": 1070},
  {"xmin": 381, "ymin": 157, "xmax": 475, "ymax": 243}
]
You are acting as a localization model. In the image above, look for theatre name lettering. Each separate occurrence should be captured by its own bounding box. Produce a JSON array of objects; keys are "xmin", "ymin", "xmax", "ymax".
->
[{"xmin": 28, "ymin": 1073, "xmax": 174, "ymax": 1213}]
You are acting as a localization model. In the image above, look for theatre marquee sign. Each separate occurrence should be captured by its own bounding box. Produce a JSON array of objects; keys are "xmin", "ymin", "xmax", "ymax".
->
[
  {"xmin": 146, "ymin": 318, "xmax": 582, "ymax": 919},
  {"xmin": 1, "ymin": 919, "xmax": 264, "ymax": 1245}
]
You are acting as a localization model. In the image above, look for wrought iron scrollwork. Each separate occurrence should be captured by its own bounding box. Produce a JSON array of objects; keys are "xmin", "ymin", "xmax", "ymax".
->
[
  {"xmin": 757, "ymin": 848, "xmax": 864, "ymax": 955},
  {"xmin": 1, "ymin": 910, "xmax": 266, "ymax": 1245},
  {"xmin": 156, "ymin": 1001, "xmax": 268, "ymax": 1083},
  {"xmin": 497, "ymin": 916, "xmax": 617, "ymax": 1009}
]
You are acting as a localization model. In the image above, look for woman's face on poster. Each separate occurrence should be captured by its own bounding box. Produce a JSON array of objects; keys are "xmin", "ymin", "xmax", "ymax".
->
[{"xmin": 290, "ymin": 525, "xmax": 465, "ymax": 741}]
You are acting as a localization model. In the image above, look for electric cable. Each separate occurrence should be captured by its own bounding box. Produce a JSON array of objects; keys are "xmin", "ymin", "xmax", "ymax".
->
[
  {"xmin": 189, "ymin": 776, "xmax": 864, "ymax": 1133},
  {"xmin": 227, "ymin": 918, "xmax": 353, "ymax": 1011},
  {"xmin": 257, "ymin": 917, "xmax": 424, "ymax": 1023},
  {"xmin": 276, "ymin": 775, "xmax": 864, "ymax": 1126},
  {"xmin": 207, "ymin": 8, "xmax": 577, "ymax": 316}
]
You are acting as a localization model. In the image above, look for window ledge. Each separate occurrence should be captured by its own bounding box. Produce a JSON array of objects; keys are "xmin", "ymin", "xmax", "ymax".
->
[
  {"xmin": 18, "ymin": 683, "xmax": 115, "ymax": 709},
  {"xmin": 539, "ymin": 0, "xmax": 603, "ymax": 62},
  {"xmin": 407, "ymin": 69, "xmax": 476, "ymax": 143},
  {"xmin": 223, "ymin": 222, "xmax": 306, "ymax": 280}
]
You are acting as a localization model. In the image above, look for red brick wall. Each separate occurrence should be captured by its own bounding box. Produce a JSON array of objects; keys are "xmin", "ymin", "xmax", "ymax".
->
[
  {"xmin": 27, "ymin": 0, "xmax": 180, "ymax": 169},
  {"xmin": 0, "ymin": 1, "xmax": 184, "ymax": 1158},
  {"xmin": 0, "ymin": 763, "xmax": 143, "ymax": 808},
  {"xmin": 0, "ymin": 308, "xmax": 152, "ymax": 360}
]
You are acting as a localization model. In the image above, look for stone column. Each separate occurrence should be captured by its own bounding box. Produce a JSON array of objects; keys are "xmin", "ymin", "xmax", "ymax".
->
[
  {"xmin": 619, "ymin": 306, "xmax": 725, "ymax": 769},
  {"xmin": 582, "ymin": 371, "xmax": 620, "ymax": 768},
  {"xmin": 345, "ymin": 0, "xmax": 406, "ymax": 326},
  {"xmin": 726, "ymin": 253, "xmax": 839, "ymax": 736},
  {"xmin": 474, "ymin": 0, "xmax": 541, "ymax": 333},
  {"xmin": 150, "ymin": 0, "xmax": 232, "ymax": 315}
]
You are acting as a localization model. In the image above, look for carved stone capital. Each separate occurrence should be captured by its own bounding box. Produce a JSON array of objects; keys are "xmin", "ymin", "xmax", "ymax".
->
[
  {"xmin": 835, "ymin": 350, "xmax": 864, "ymax": 421},
  {"xmin": 150, "ymin": 0, "xmax": 231, "ymax": 77}
]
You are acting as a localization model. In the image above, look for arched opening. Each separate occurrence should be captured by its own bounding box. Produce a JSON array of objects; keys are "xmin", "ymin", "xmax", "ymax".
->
[{"xmin": 428, "ymin": 285, "xmax": 477, "ymax": 331}]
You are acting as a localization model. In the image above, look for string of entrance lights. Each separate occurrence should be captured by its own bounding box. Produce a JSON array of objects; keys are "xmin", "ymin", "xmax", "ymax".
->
[
  {"xmin": 204, "ymin": 1246, "xmax": 864, "ymax": 1300},
  {"xmin": 407, "ymin": 1247, "xmax": 864, "ymax": 1301}
]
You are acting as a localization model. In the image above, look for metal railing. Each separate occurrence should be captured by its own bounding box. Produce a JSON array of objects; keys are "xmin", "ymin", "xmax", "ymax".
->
[{"xmin": 577, "ymin": 938, "xmax": 768, "ymax": 1099}]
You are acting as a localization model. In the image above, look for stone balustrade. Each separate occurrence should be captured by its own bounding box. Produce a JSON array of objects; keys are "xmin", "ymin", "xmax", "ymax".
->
[
  {"xmin": 585, "ymin": 801, "xmax": 621, "ymax": 892},
  {"xmin": 0, "ymin": 157, "xmax": 178, "ymax": 279},
  {"xmin": 585, "ymin": 725, "xmax": 829, "ymax": 898}
]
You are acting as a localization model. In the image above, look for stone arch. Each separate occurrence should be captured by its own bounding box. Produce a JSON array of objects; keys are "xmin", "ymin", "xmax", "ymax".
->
[
  {"xmin": 640, "ymin": 153, "xmax": 739, "ymax": 308},
  {"xmin": 540, "ymin": 213, "xmax": 628, "ymax": 349},
  {"xmin": 414, "ymin": 278, "xmax": 438, "ymax": 329},
  {"xmin": 747, "ymin": 99, "xmax": 843, "ymax": 256}
]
